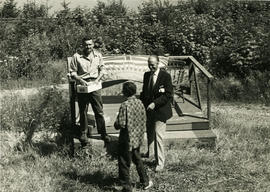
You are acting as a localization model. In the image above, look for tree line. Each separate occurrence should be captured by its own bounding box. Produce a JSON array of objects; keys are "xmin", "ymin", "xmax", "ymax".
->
[{"xmin": 0, "ymin": 0, "xmax": 269, "ymax": 103}]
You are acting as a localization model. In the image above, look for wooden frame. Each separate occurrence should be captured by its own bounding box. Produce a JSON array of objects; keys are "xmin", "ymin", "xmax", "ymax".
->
[
  {"xmin": 67, "ymin": 55, "xmax": 214, "ymax": 134},
  {"xmin": 167, "ymin": 56, "xmax": 213, "ymax": 120}
]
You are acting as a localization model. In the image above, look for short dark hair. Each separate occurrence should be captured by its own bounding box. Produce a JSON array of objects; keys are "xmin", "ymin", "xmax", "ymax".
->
[
  {"xmin": 122, "ymin": 81, "xmax": 136, "ymax": 97},
  {"xmin": 82, "ymin": 36, "xmax": 93, "ymax": 43},
  {"xmin": 148, "ymin": 55, "xmax": 159, "ymax": 62}
]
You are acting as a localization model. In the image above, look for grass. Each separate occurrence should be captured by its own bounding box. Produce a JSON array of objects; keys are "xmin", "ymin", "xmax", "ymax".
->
[
  {"xmin": 0, "ymin": 60, "xmax": 67, "ymax": 90},
  {"xmin": 0, "ymin": 103, "xmax": 269, "ymax": 192}
]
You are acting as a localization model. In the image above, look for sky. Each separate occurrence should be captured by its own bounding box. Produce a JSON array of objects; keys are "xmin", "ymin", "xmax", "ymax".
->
[{"xmin": 10, "ymin": 0, "xmax": 179, "ymax": 15}]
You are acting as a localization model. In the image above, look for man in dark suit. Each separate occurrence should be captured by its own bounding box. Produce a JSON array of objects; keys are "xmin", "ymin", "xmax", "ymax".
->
[{"xmin": 140, "ymin": 55, "xmax": 173, "ymax": 172}]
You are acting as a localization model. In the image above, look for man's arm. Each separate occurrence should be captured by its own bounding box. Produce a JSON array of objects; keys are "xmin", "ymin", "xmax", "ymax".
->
[
  {"xmin": 71, "ymin": 73, "xmax": 88, "ymax": 85},
  {"xmin": 140, "ymin": 73, "xmax": 147, "ymax": 101},
  {"xmin": 152, "ymin": 72, "xmax": 173, "ymax": 109},
  {"xmin": 70, "ymin": 54, "xmax": 88, "ymax": 85}
]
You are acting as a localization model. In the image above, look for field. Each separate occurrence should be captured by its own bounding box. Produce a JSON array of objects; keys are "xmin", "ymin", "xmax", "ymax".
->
[{"xmin": 1, "ymin": 102, "xmax": 269, "ymax": 192}]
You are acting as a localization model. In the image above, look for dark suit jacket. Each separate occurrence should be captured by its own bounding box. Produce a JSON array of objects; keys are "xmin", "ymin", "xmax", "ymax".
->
[{"xmin": 140, "ymin": 69, "xmax": 173, "ymax": 122}]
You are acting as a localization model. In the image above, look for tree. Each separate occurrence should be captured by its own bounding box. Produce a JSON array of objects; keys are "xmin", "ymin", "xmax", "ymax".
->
[
  {"xmin": 1, "ymin": 0, "xmax": 19, "ymax": 18},
  {"xmin": 21, "ymin": 0, "xmax": 48, "ymax": 18},
  {"xmin": 92, "ymin": 0, "xmax": 128, "ymax": 26}
]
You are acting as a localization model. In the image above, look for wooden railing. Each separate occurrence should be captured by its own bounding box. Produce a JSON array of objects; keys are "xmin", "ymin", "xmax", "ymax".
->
[{"xmin": 167, "ymin": 56, "xmax": 213, "ymax": 120}]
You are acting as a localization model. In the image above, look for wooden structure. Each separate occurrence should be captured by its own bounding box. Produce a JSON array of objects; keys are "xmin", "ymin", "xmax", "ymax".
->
[{"xmin": 67, "ymin": 55, "xmax": 216, "ymax": 147}]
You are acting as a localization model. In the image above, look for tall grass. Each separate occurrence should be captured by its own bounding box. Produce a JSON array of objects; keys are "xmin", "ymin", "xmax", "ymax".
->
[
  {"xmin": 0, "ymin": 60, "xmax": 67, "ymax": 90},
  {"xmin": 0, "ymin": 102, "xmax": 269, "ymax": 191}
]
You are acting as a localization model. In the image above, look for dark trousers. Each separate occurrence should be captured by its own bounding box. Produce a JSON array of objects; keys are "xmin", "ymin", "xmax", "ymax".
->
[
  {"xmin": 118, "ymin": 143, "xmax": 149, "ymax": 191},
  {"xmin": 77, "ymin": 90, "xmax": 107, "ymax": 138}
]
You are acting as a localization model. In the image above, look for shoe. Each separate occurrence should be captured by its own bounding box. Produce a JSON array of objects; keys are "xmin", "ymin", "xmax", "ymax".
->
[
  {"xmin": 155, "ymin": 165, "xmax": 164, "ymax": 172},
  {"xmin": 102, "ymin": 135, "xmax": 111, "ymax": 143},
  {"xmin": 144, "ymin": 180, "xmax": 153, "ymax": 190},
  {"xmin": 79, "ymin": 133, "xmax": 89, "ymax": 147}
]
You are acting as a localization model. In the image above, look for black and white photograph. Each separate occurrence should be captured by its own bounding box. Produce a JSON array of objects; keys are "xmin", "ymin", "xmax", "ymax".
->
[{"xmin": 0, "ymin": 0, "xmax": 269, "ymax": 191}]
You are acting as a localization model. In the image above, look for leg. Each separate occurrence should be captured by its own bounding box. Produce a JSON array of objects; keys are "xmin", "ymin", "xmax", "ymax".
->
[
  {"xmin": 131, "ymin": 147, "xmax": 149, "ymax": 186},
  {"xmin": 118, "ymin": 143, "xmax": 132, "ymax": 191},
  {"xmin": 146, "ymin": 111, "xmax": 155, "ymax": 157},
  {"xmin": 89, "ymin": 90, "xmax": 107, "ymax": 139},
  {"xmin": 77, "ymin": 93, "xmax": 90, "ymax": 146},
  {"xmin": 154, "ymin": 121, "xmax": 166, "ymax": 169}
]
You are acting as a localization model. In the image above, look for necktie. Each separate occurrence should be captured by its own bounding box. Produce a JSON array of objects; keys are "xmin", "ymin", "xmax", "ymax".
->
[{"xmin": 148, "ymin": 73, "xmax": 154, "ymax": 91}]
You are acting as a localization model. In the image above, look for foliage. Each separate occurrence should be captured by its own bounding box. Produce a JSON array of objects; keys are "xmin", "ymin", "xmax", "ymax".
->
[
  {"xmin": 1, "ymin": 0, "xmax": 20, "ymax": 18},
  {"xmin": 1, "ymin": 87, "xmax": 70, "ymax": 135},
  {"xmin": 0, "ymin": 0, "xmax": 269, "ymax": 71},
  {"xmin": 0, "ymin": 0, "xmax": 269, "ymax": 103},
  {"xmin": 212, "ymin": 71, "xmax": 270, "ymax": 105},
  {"xmin": 21, "ymin": 0, "xmax": 49, "ymax": 18}
]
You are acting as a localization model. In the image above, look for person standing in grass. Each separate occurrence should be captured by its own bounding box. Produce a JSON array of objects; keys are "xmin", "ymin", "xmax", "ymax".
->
[
  {"xmin": 114, "ymin": 81, "xmax": 153, "ymax": 192},
  {"xmin": 69, "ymin": 37, "xmax": 110, "ymax": 147},
  {"xmin": 140, "ymin": 55, "xmax": 173, "ymax": 172}
]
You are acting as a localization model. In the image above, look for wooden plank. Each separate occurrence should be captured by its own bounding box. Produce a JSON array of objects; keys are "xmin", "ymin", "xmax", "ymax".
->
[
  {"xmin": 67, "ymin": 57, "xmax": 72, "ymax": 73},
  {"xmin": 168, "ymin": 113, "xmax": 208, "ymax": 122},
  {"xmin": 99, "ymin": 121, "xmax": 209, "ymax": 134},
  {"xmin": 193, "ymin": 64, "xmax": 202, "ymax": 110},
  {"xmin": 189, "ymin": 56, "xmax": 214, "ymax": 79},
  {"xmin": 168, "ymin": 56, "xmax": 191, "ymax": 60},
  {"xmin": 76, "ymin": 129, "xmax": 216, "ymax": 141},
  {"xmin": 165, "ymin": 130, "xmax": 216, "ymax": 139},
  {"xmin": 73, "ymin": 129, "xmax": 216, "ymax": 151},
  {"xmin": 174, "ymin": 95, "xmax": 202, "ymax": 114},
  {"xmin": 207, "ymin": 78, "xmax": 212, "ymax": 120},
  {"xmin": 87, "ymin": 111, "xmax": 210, "ymax": 134},
  {"xmin": 67, "ymin": 57, "xmax": 76, "ymax": 133},
  {"xmin": 166, "ymin": 122, "xmax": 209, "ymax": 131}
]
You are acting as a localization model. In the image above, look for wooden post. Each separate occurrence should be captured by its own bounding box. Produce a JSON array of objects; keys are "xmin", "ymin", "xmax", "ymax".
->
[
  {"xmin": 69, "ymin": 80, "xmax": 76, "ymax": 131},
  {"xmin": 207, "ymin": 78, "xmax": 212, "ymax": 120},
  {"xmin": 188, "ymin": 59, "xmax": 194, "ymax": 95},
  {"xmin": 66, "ymin": 57, "xmax": 76, "ymax": 156},
  {"xmin": 193, "ymin": 67, "xmax": 202, "ymax": 110},
  {"xmin": 67, "ymin": 57, "xmax": 76, "ymax": 130}
]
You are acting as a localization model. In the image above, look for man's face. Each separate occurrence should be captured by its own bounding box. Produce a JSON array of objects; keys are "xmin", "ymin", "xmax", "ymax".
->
[
  {"xmin": 148, "ymin": 56, "xmax": 159, "ymax": 72},
  {"xmin": 83, "ymin": 39, "xmax": 94, "ymax": 54}
]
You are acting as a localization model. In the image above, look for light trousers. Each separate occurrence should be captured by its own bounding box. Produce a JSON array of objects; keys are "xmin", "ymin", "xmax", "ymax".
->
[{"xmin": 147, "ymin": 113, "xmax": 166, "ymax": 168}]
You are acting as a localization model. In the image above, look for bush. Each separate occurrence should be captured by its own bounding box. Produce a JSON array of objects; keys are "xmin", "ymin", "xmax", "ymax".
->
[
  {"xmin": 1, "ymin": 87, "xmax": 71, "ymax": 137},
  {"xmin": 212, "ymin": 71, "xmax": 270, "ymax": 105},
  {"xmin": 212, "ymin": 76, "xmax": 244, "ymax": 101},
  {"xmin": 241, "ymin": 71, "xmax": 270, "ymax": 106}
]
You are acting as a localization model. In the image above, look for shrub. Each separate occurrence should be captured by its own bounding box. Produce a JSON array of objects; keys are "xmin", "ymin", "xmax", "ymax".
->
[
  {"xmin": 212, "ymin": 76, "xmax": 244, "ymax": 102},
  {"xmin": 212, "ymin": 71, "xmax": 270, "ymax": 105},
  {"xmin": 241, "ymin": 71, "xmax": 270, "ymax": 106},
  {"xmin": 1, "ymin": 87, "xmax": 71, "ymax": 138}
]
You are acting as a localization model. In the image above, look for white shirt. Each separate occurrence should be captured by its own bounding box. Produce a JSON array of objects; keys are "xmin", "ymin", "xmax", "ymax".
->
[
  {"xmin": 152, "ymin": 68, "xmax": 160, "ymax": 85},
  {"xmin": 70, "ymin": 50, "xmax": 104, "ymax": 79}
]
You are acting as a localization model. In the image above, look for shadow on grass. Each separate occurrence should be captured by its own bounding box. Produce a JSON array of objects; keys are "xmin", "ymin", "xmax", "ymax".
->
[
  {"xmin": 166, "ymin": 161, "xmax": 198, "ymax": 174},
  {"xmin": 32, "ymin": 141, "xmax": 58, "ymax": 156},
  {"xmin": 104, "ymin": 135, "xmax": 119, "ymax": 159},
  {"xmin": 63, "ymin": 170, "xmax": 118, "ymax": 191},
  {"xmin": 143, "ymin": 159, "xmax": 156, "ymax": 170},
  {"xmin": 29, "ymin": 134, "xmax": 74, "ymax": 157}
]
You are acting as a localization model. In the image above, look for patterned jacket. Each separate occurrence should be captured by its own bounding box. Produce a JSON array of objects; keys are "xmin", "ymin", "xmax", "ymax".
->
[{"xmin": 114, "ymin": 96, "xmax": 146, "ymax": 151}]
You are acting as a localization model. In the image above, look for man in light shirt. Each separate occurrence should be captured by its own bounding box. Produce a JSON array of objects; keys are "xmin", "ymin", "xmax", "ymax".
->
[
  {"xmin": 69, "ymin": 37, "xmax": 110, "ymax": 147},
  {"xmin": 140, "ymin": 55, "xmax": 173, "ymax": 172}
]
